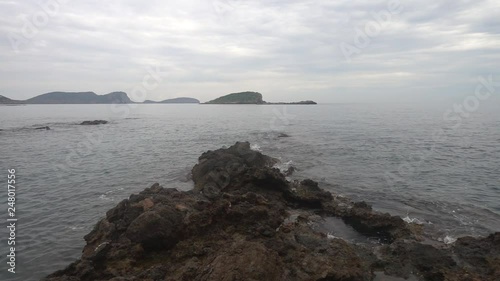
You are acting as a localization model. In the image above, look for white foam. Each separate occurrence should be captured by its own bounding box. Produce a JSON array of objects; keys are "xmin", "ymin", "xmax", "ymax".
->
[
  {"xmin": 99, "ymin": 194, "xmax": 114, "ymax": 201},
  {"xmin": 326, "ymin": 232, "xmax": 338, "ymax": 240},
  {"xmin": 66, "ymin": 226, "xmax": 84, "ymax": 231},
  {"xmin": 250, "ymin": 144, "xmax": 262, "ymax": 152},
  {"xmin": 402, "ymin": 216, "xmax": 425, "ymax": 225},
  {"xmin": 440, "ymin": 235, "xmax": 457, "ymax": 245},
  {"xmin": 273, "ymin": 160, "xmax": 294, "ymax": 174}
]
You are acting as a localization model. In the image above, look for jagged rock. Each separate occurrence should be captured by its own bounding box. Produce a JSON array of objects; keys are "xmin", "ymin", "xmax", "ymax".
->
[
  {"xmin": 125, "ymin": 205, "xmax": 183, "ymax": 250},
  {"xmin": 191, "ymin": 141, "xmax": 279, "ymax": 192},
  {"xmin": 43, "ymin": 142, "xmax": 500, "ymax": 281},
  {"xmin": 453, "ymin": 233, "xmax": 500, "ymax": 278},
  {"xmin": 375, "ymin": 234, "xmax": 500, "ymax": 281},
  {"xmin": 80, "ymin": 120, "xmax": 108, "ymax": 125}
]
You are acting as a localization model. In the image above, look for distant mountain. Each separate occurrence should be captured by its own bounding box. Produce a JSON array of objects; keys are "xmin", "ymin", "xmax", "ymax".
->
[
  {"xmin": 1, "ymin": 91, "xmax": 315, "ymax": 105},
  {"xmin": 1, "ymin": 92, "xmax": 200, "ymax": 105},
  {"xmin": 144, "ymin": 97, "xmax": 200, "ymax": 104},
  {"xmin": 0, "ymin": 95, "xmax": 24, "ymax": 105},
  {"xmin": 205, "ymin": 91, "xmax": 317, "ymax": 105},
  {"xmin": 206, "ymin": 92, "xmax": 264, "ymax": 104},
  {"xmin": 24, "ymin": 91, "xmax": 132, "ymax": 104}
]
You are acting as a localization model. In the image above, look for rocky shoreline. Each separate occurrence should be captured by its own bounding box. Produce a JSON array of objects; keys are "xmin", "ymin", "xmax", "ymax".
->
[{"xmin": 44, "ymin": 142, "xmax": 499, "ymax": 281}]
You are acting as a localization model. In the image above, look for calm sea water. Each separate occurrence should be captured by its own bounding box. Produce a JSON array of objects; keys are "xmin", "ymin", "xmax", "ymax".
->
[{"xmin": 1, "ymin": 102, "xmax": 499, "ymax": 280}]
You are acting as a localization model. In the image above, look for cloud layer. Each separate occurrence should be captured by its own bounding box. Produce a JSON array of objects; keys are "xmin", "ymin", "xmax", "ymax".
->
[{"xmin": 1, "ymin": 0, "xmax": 499, "ymax": 102}]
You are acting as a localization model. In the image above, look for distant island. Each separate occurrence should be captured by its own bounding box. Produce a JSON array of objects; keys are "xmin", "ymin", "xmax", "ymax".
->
[
  {"xmin": 206, "ymin": 91, "xmax": 264, "ymax": 104},
  {"xmin": 0, "ymin": 91, "xmax": 132, "ymax": 104},
  {"xmin": 0, "ymin": 95, "xmax": 24, "ymax": 105},
  {"xmin": 26, "ymin": 91, "xmax": 132, "ymax": 104},
  {"xmin": 0, "ymin": 91, "xmax": 316, "ymax": 105},
  {"xmin": 205, "ymin": 91, "xmax": 317, "ymax": 105},
  {"xmin": 143, "ymin": 97, "xmax": 200, "ymax": 104},
  {"xmin": 0, "ymin": 92, "xmax": 199, "ymax": 105}
]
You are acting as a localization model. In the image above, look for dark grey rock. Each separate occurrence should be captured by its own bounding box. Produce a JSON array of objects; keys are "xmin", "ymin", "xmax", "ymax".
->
[
  {"xmin": 35, "ymin": 126, "xmax": 50, "ymax": 130},
  {"xmin": 80, "ymin": 120, "xmax": 108, "ymax": 125}
]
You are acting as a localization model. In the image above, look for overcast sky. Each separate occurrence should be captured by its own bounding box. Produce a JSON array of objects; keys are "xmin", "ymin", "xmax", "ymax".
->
[{"xmin": 1, "ymin": 0, "xmax": 499, "ymax": 103}]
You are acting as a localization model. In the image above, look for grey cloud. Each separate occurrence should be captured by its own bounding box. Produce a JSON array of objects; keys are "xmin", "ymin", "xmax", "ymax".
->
[{"xmin": 0, "ymin": 0, "xmax": 499, "ymax": 103}]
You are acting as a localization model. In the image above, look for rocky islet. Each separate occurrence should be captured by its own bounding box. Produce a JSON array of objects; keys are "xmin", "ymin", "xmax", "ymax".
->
[{"xmin": 44, "ymin": 142, "xmax": 500, "ymax": 281}]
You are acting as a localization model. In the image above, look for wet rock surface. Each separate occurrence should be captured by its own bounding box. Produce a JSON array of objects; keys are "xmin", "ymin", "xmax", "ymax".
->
[{"xmin": 44, "ymin": 142, "xmax": 500, "ymax": 281}]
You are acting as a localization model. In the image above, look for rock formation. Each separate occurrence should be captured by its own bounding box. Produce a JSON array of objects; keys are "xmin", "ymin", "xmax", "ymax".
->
[
  {"xmin": 205, "ymin": 92, "xmax": 317, "ymax": 105},
  {"xmin": 44, "ymin": 142, "xmax": 500, "ymax": 281},
  {"xmin": 80, "ymin": 120, "xmax": 108, "ymax": 125}
]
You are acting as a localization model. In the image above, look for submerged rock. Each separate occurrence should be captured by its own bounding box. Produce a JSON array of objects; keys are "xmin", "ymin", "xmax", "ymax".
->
[
  {"xmin": 35, "ymin": 126, "xmax": 50, "ymax": 130},
  {"xmin": 44, "ymin": 142, "xmax": 500, "ymax": 281},
  {"xmin": 80, "ymin": 120, "xmax": 108, "ymax": 125}
]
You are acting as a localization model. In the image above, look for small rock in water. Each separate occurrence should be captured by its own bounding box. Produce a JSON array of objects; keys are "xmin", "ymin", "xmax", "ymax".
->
[
  {"xmin": 80, "ymin": 120, "xmax": 108, "ymax": 125},
  {"xmin": 35, "ymin": 126, "xmax": 50, "ymax": 130}
]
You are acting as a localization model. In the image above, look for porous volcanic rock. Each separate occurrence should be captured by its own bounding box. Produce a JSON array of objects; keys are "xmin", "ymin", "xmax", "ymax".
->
[{"xmin": 44, "ymin": 142, "xmax": 500, "ymax": 281}]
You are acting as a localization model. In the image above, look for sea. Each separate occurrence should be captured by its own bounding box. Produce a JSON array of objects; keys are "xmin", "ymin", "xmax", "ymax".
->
[{"xmin": 1, "ymin": 101, "xmax": 499, "ymax": 280}]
